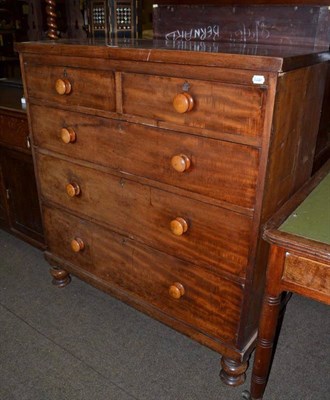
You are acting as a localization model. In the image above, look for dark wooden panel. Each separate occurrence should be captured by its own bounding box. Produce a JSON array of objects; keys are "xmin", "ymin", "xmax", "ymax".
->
[
  {"xmin": 153, "ymin": 5, "xmax": 330, "ymax": 48},
  {"xmin": 155, "ymin": 0, "xmax": 330, "ymax": 4},
  {"xmin": 30, "ymin": 104, "xmax": 259, "ymax": 208},
  {"xmin": 0, "ymin": 81, "xmax": 24, "ymax": 111},
  {"xmin": 262, "ymin": 62, "xmax": 328, "ymax": 221},
  {"xmin": 37, "ymin": 153, "xmax": 252, "ymax": 278},
  {"xmin": 313, "ymin": 63, "xmax": 330, "ymax": 172},
  {"xmin": 0, "ymin": 111, "xmax": 29, "ymax": 151},
  {"xmin": 44, "ymin": 205, "xmax": 244, "ymax": 343}
]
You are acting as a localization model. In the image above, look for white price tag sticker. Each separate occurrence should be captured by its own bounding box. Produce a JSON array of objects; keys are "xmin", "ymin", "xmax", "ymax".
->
[{"xmin": 252, "ymin": 75, "xmax": 266, "ymax": 85}]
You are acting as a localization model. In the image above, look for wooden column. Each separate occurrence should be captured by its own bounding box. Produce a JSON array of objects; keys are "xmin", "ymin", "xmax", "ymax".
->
[{"xmin": 45, "ymin": 0, "xmax": 58, "ymax": 39}]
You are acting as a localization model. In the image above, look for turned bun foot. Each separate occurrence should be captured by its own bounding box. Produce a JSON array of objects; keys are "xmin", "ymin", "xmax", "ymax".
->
[
  {"xmin": 50, "ymin": 267, "xmax": 71, "ymax": 288},
  {"xmin": 220, "ymin": 356, "xmax": 248, "ymax": 387}
]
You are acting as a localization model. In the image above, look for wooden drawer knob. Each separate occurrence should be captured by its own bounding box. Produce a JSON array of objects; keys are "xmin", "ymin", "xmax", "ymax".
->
[
  {"xmin": 171, "ymin": 154, "xmax": 191, "ymax": 172},
  {"xmin": 55, "ymin": 78, "xmax": 72, "ymax": 95},
  {"xmin": 173, "ymin": 92, "xmax": 194, "ymax": 113},
  {"xmin": 169, "ymin": 282, "xmax": 185, "ymax": 299},
  {"xmin": 61, "ymin": 127, "xmax": 76, "ymax": 144},
  {"xmin": 66, "ymin": 182, "xmax": 81, "ymax": 197},
  {"xmin": 70, "ymin": 237, "xmax": 85, "ymax": 253},
  {"xmin": 170, "ymin": 217, "xmax": 188, "ymax": 236}
]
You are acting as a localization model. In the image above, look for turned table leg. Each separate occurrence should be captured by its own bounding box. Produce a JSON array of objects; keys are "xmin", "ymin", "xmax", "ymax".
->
[
  {"xmin": 250, "ymin": 245, "xmax": 286, "ymax": 399},
  {"xmin": 220, "ymin": 356, "xmax": 248, "ymax": 386},
  {"xmin": 49, "ymin": 267, "xmax": 71, "ymax": 288},
  {"xmin": 250, "ymin": 293, "xmax": 281, "ymax": 399}
]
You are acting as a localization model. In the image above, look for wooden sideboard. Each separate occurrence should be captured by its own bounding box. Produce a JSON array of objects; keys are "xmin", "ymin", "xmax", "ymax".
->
[
  {"xmin": 16, "ymin": 39, "xmax": 329, "ymax": 385},
  {"xmin": 0, "ymin": 80, "xmax": 44, "ymax": 247}
]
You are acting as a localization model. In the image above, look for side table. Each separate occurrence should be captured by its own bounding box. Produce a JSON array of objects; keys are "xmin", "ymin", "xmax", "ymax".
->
[{"xmin": 250, "ymin": 160, "xmax": 330, "ymax": 399}]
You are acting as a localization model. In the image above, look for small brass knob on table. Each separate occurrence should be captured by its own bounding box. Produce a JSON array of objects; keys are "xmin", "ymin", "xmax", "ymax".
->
[
  {"xmin": 171, "ymin": 154, "xmax": 191, "ymax": 173},
  {"xmin": 170, "ymin": 217, "xmax": 188, "ymax": 236},
  {"xmin": 55, "ymin": 78, "xmax": 72, "ymax": 95},
  {"xmin": 70, "ymin": 237, "xmax": 85, "ymax": 253},
  {"xmin": 173, "ymin": 92, "xmax": 194, "ymax": 114},
  {"xmin": 66, "ymin": 182, "xmax": 81, "ymax": 197},
  {"xmin": 60, "ymin": 127, "xmax": 76, "ymax": 144},
  {"xmin": 169, "ymin": 282, "xmax": 185, "ymax": 299}
]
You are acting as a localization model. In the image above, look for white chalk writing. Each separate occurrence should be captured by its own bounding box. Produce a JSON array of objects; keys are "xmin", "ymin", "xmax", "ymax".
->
[
  {"xmin": 165, "ymin": 25, "xmax": 220, "ymax": 41},
  {"xmin": 163, "ymin": 40, "xmax": 266, "ymax": 56},
  {"xmin": 164, "ymin": 21, "xmax": 271, "ymax": 44},
  {"xmin": 231, "ymin": 21, "xmax": 270, "ymax": 43}
]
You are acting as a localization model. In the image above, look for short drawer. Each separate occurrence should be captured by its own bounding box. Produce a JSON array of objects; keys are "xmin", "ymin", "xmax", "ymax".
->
[
  {"xmin": 122, "ymin": 73, "xmax": 265, "ymax": 139},
  {"xmin": 24, "ymin": 63, "xmax": 115, "ymax": 111},
  {"xmin": 0, "ymin": 112, "xmax": 30, "ymax": 151},
  {"xmin": 44, "ymin": 205, "xmax": 244, "ymax": 344},
  {"xmin": 37, "ymin": 153, "xmax": 252, "ymax": 278},
  {"xmin": 30, "ymin": 104, "xmax": 259, "ymax": 209}
]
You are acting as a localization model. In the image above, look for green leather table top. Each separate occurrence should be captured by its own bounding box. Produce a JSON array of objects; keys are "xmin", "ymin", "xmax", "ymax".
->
[{"xmin": 279, "ymin": 172, "xmax": 330, "ymax": 245}]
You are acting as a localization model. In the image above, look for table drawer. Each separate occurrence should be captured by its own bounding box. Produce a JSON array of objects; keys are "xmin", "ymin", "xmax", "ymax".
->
[
  {"xmin": 283, "ymin": 253, "xmax": 330, "ymax": 297},
  {"xmin": 122, "ymin": 73, "xmax": 265, "ymax": 139},
  {"xmin": 0, "ymin": 113, "xmax": 30, "ymax": 151},
  {"xmin": 44, "ymin": 205, "xmax": 243, "ymax": 343},
  {"xmin": 37, "ymin": 153, "xmax": 252, "ymax": 277},
  {"xmin": 24, "ymin": 63, "xmax": 115, "ymax": 111},
  {"xmin": 30, "ymin": 105, "xmax": 259, "ymax": 209}
]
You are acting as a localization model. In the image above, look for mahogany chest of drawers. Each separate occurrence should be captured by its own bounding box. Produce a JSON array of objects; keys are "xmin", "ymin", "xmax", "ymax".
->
[{"xmin": 16, "ymin": 40, "xmax": 329, "ymax": 386}]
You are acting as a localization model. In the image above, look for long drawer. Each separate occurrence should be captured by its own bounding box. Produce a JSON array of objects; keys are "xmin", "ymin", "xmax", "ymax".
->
[
  {"xmin": 24, "ymin": 63, "xmax": 115, "ymax": 111},
  {"xmin": 37, "ymin": 152, "xmax": 252, "ymax": 278},
  {"xmin": 43, "ymin": 205, "xmax": 244, "ymax": 344},
  {"xmin": 30, "ymin": 104, "xmax": 259, "ymax": 209},
  {"xmin": 122, "ymin": 72, "xmax": 265, "ymax": 138}
]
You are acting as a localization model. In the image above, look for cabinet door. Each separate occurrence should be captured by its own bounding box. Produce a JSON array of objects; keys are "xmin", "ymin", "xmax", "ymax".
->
[
  {"xmin": 0, "ymin": 153, "xmax": 9, "ymax": 229},
  {"xmin": 2, "ymin": 148, "xmax": 43, "ymax": 243}
]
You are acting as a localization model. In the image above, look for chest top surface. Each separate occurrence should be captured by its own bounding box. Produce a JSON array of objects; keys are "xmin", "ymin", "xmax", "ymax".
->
[{"xmin": 15, "ymin": 39, "xmax": 330, "ymax": 73}]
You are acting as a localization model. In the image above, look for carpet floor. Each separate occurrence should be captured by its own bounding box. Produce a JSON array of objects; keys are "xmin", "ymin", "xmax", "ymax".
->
[{"xmin": 0, "ymin": 229, "xmax": 329, "ymax": 400}]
